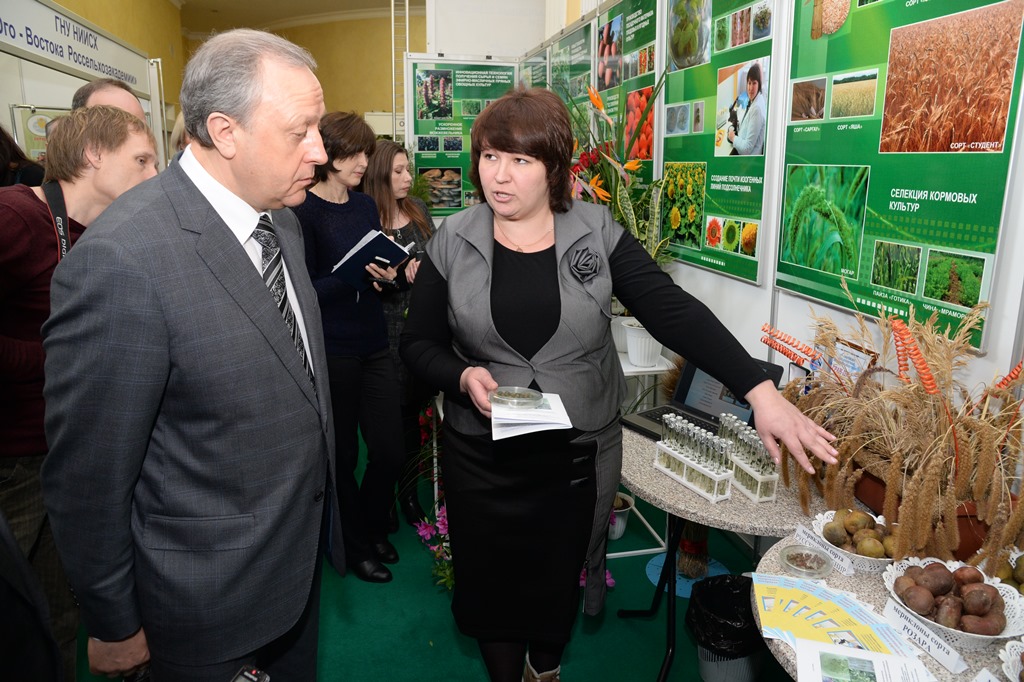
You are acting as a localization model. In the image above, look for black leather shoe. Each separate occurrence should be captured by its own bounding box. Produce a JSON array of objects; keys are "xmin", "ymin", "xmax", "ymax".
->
[
  {"xmin": 400, "ymin": 492, "xmax": 427, "ymax": 526},
  {"xmin": 349, "ymin": 559, "xmax": 392, "ymax": 583},
  {"xmin": 372, "ymin": 538, "xmax": 399, "ymax": 564}
]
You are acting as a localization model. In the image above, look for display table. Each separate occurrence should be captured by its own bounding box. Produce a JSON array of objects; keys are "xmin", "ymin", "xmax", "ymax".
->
[
  {"xmin": 618, "ymin": 351, "xmax": 673, "ymax": 411},
  {"xmin": 617, "ymin": 428, "xmax": 831, "ymax": 681},
  {"xmin": 755, "ymin": 535, "xmax": 1005, "ymax": 680}
]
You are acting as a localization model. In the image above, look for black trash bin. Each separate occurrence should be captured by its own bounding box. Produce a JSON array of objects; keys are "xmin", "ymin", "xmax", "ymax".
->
[{"xmin": 685, "ymin": 574, "xmax": 765, "ymax": 682}]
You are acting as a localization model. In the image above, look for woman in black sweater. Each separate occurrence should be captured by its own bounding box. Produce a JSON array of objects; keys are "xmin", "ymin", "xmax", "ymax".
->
[{"xmin": 293, "ymin": 112, "xmax": 404, "ymax": 583}]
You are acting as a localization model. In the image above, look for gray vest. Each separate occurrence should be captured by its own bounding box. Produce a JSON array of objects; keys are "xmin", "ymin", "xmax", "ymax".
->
[{"xmin": 427, "ymin": 201, "xmax": 628, "ymax": 436}]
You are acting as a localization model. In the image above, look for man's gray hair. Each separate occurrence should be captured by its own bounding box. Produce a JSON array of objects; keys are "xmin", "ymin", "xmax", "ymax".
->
[{"xmin": 181, "ymin": 29, "xmax": 317, "ymax": 147}]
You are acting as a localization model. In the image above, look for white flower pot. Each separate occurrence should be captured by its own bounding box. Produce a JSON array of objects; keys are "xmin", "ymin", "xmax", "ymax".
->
[
  {"xmin": 608, "ymin": 493, "xmax": 634, "ymax": 540},
  {"xmin": 624, "ymin": 320, "xmax": 663, "ymax": 367},
  {"xmin": 610, "ymin": 316, "xmax": 628, "ymax": 353}
]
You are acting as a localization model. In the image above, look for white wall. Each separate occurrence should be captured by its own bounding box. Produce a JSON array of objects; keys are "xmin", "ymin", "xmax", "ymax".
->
[{"xmin": 426, "ymin": 0, "xmax": 547, "ymax": 57}]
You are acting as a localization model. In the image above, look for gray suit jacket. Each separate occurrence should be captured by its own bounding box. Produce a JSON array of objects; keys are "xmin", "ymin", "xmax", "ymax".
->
[{"xmin": 41, "ymin": 163, "xmax": 335, "ymax": 664}]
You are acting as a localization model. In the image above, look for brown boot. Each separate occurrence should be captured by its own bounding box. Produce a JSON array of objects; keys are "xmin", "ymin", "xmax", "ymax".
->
[{"xmin": 523, "ymin": 655, "xmax": 561, "ymax": 682}]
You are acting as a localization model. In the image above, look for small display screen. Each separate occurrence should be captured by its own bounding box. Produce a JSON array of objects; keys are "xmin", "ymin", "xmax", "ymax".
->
[{"xmin": 681, "ymin": 367, "xmax": 753, "ymax": 424}]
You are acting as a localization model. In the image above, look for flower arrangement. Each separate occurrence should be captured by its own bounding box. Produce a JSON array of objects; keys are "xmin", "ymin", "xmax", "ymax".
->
[
  {"xmin": 563, "ymin": 78, "xmax": 672, "ymax": 264},
  {"xmin": 769, "ymin": 301, "xmax": 1024, "ymax": 566},
  {"xmin": 415, "ymin": 504, "xmax": 454, "ymax": 590}
]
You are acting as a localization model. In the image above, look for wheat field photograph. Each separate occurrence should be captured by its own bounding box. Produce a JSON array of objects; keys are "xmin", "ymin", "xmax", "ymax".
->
[
  {"xmin": 879, "ymin": 0, "xmax": 1024, "ymax": 153},
  {"xmin": 831, "ymin": 70, "xmax": 877, "ymax": 119}
]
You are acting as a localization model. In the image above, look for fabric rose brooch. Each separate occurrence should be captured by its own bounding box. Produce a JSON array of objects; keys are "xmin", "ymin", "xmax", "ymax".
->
[{"xmin": 569, "ymin": 247, "xmax": 601, "ymax": 283}]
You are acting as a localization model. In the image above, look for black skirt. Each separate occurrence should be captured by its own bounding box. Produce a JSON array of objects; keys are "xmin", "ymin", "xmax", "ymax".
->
[{"xmin": 440, "ymin": 425, "xmax": 598, "ymax": 642}]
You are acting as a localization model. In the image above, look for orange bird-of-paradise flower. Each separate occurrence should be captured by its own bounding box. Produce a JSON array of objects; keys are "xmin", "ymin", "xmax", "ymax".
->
[
  {"xmin": 589, "ymin": 175, "xmax": 611, "ymax": 202},
  {"xmin": 623, "ymin": 159, "xmax": 642, "ymax": 172},
  {"xmin": 587, "ymin": 85, "xmax": 604, "ymax": 112}
]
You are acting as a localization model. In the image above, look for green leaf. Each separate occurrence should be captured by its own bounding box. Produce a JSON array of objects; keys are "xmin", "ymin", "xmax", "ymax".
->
[{"xmin": 616, "ymin": 181, "xmax": 637, "ymax": 237}]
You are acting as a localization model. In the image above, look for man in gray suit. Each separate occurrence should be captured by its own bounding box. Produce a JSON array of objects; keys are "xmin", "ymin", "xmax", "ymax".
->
[{"xmin": 41, "ymin": 29, "xmax": 334, "ymax": 681}]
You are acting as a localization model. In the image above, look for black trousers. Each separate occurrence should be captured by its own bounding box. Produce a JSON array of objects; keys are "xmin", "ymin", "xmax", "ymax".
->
[{"xmin": 328, "ymin": 350, "xmax": 405, "ymax": 562}]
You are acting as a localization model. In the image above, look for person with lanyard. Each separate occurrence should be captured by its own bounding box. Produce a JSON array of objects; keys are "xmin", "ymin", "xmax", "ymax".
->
[{"xmin": 0, "ymin": 104, "xmax": 157, "ymax": 682}]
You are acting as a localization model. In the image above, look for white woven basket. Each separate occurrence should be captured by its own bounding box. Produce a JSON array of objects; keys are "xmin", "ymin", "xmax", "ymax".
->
[
  {"xmin": 998, "ymin": 637, "xmax": 1024, "ymax": 681},
  {"xmin": 882, "ymin": 557, "xmax": 1024, "ymax": 651},
  {"xmin": 811, "ymin": 510, "xmax": 893, "ymax": 574}
]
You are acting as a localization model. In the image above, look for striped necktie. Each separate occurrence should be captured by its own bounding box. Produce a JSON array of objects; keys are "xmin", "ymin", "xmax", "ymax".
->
[{"xmin": 252, "ymin": 214, "xmax": 315, "ymax": 388}]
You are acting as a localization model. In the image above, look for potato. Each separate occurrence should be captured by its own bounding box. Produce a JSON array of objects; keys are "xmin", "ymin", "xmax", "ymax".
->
[
  {"xmin": 822, "ymin": 521, "xmax": 848, "ymax": 547},
  {"xmin": 916, "ymin": 566, "xmax": 954, "ymax": 596},
  {"xmin": 893, "ymin": 575, "xmax": 917, "ymax": 598},
  {"xmin": 960, "ymin": 611, "xmax": 1006, "ymax": 636},
  {"xmin": 852, "ymin": 528, "xmax": 882, "ymax": 545},
  {"xmin": 962, "ymin": 588, "xmax": 993, "ymax": 616},
  {"xmin": 960, "ymin": 582, "xmax": 998, "ymax": 615},
  {"xmin": 843, "ymin": 511, "xmax": 875, "ymax": 535},
  {"xmin": 904, "ymin": 566, "xmax": 925, "ymax": 581},
  {"xmin": 901, "ymin": 585, "xmax": 935, "ymax": 616},
  {"xmin": 934, "ymin": 595, "xmax": 962, "ymax": 629},
  {"xmin": 952, "ymin": 565, "xmax": 984, "ymax": 587}
]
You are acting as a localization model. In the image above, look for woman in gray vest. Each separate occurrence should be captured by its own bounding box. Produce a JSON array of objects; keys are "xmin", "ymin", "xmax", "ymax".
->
[{"xmin": 400, "ymin": 86, "xmax": 837, "ymax": 682}]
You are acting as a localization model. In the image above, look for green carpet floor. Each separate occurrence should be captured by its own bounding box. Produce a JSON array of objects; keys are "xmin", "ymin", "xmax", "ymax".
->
[{"xmin": 75, "ymin": 488, "xmax": 793, "ymax": 680}]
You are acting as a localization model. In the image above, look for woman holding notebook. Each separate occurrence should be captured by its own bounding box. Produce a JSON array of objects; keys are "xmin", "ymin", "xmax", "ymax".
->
[
  {"xmin": 400, "ymin": 87, "xmax": 838, "ymax": 682},
  {"xmin": 294, "ymin": 112, "xmax": 403, "ymax": 584}
]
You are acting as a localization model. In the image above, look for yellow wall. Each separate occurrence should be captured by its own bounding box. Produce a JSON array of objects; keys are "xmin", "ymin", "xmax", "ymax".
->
[
  {"xmin": 566, "ymin": 0, "xmax": 582, "ymax": 25},
  {"xmin": 50, "ymin": 1, "xmax": 428, "ymax": 116},
  {"xmin": 277, "ymin": 15, "xmax": 427, "ymax": 115},
  {"xmin": 55, "ymin": 0, "xmax": 185, "ymax": 107}
]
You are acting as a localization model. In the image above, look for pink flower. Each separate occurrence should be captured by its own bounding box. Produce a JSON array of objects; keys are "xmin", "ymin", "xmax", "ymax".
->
[
  {"xmin": 436, "ymin": 516, "xmax": 448, "ymax": 535},
  {"xmin": 605, "ymin": 570, "xmax": 616, "ymax": 588},
  {"xmin": 579, "ymin": 568, "xmax": 586, "ymax": 587},
  {"xmin": 415, "ymin": 520, "xmax": 437, "ymax": 540}
]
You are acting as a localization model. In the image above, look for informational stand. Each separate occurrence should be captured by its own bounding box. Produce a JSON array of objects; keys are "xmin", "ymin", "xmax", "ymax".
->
[
  {"xmin": 520, "ymin": 46, "xmax": 549, "ymax": 88},
  {"xmin": 661, "ymin": 0, "xmax": 775, "ymax": 284},
  {"xmin": 405, "ymin": 54, "xmax": 517, "ymax": 217},
  {"xmin": 9, "ymin": 105, "xmax": 68, "ymax": 160},
  {"xmin": 595, "ymin": 0, "xmax": 660, "ymax": 184},
  {"xmin": 775, "ymin": 0, "xmax": 1024, "ymax": 346}
]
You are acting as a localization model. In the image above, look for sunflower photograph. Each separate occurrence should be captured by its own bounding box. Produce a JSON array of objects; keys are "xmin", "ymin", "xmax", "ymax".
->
[{"xmin": 662, "ymin": 161, "xmax": 707, "ymax": 249}]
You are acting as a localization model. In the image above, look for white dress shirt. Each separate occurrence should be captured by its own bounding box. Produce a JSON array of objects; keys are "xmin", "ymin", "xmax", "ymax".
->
[{"xmin": 178, "ymin": 146, "xmax": 313, "ymax": 372}]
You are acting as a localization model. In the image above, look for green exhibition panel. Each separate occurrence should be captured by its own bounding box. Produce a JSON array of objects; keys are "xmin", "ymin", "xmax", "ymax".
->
[
  {"xmin": 660, "ymin": 0, "xmax": 775, "ymax": 283},
  {"xmin": 408, "ymin": 58, "xmax": 517, "ymax": 217},
  {"xmin": 776, "ymin": 0, "xmax": 1024, "ymax": 344},
  {"xmin": 595, "ymin": 0, "xmax": 659, "ymax": 184},
  {"xmin": 521, "ymin": 48, "xmax": 549, "ymax": 89},
  {"xmin": 551, "ymin": 22, "xmax": 593, "ymax": 109}
]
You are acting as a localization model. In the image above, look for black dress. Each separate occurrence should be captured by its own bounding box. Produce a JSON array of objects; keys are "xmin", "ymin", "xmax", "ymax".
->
[{"xmin": 441, "ymin": 243, "xmax": 597, "ymax": 642}]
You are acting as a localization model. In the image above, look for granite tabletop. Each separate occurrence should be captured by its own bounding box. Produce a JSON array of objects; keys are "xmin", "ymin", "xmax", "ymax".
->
[
  {"xmin": 755, "ymin": 535, "xmax": 1007, "ymax": 681},
  {"xmin": 619, "ymin": 428, "xmax": 830, "ymax": 536}
]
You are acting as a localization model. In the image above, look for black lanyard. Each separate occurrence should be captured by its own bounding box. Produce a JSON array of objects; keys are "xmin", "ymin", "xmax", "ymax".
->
[{"xmin": 41, "ymin": 181, "xmax": 70, "ymax": 262}]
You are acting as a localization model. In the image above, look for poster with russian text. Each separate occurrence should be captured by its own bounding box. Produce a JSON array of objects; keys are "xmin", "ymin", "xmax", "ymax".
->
[
  {"xmin": 521, "ymin": 49, "xmax": 549, "ymax": 89},
  {"xmin": 408, "ymin": 60, "xmax": 516, "ymax": 217},
  {"xmin": 551, "ymin": 22, "xmax": 593, "ymax": 142},
  {"xmin": 597, "ymin": 0, "xmax": 659, "ymax": 184},
  {"xmin": 776, "ymin": 0, "xmax": 1024, "ymax": 344},
  {"xmin": 660, "ymin": 0, "xmax": 775, "ymax": 283}
]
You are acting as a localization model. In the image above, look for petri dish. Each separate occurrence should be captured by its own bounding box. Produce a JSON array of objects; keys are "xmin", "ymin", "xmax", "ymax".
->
[
  {"xmin": 488, "ymin": 386, "xmax": 543, "ymax": 409},
  {"xmin": 779, "ymin": 544, "xmax": 832, "ymax": 579}
]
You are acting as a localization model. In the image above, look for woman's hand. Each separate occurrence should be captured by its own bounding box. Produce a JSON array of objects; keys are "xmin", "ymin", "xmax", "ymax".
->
[
  {"xmin": 366, "ymin": 262, "xmax": 399, "ymax": 292},
  {"xmin": 459, "ymin": 366, "xmax": 499, "ymax": 419},
  {"xmin": 744, "ymin": 380, "xmax": 837, "ymax": 474},
  {"xmin": 405, "ymin": 257, "xmax": 421, "ymax": 284}
]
